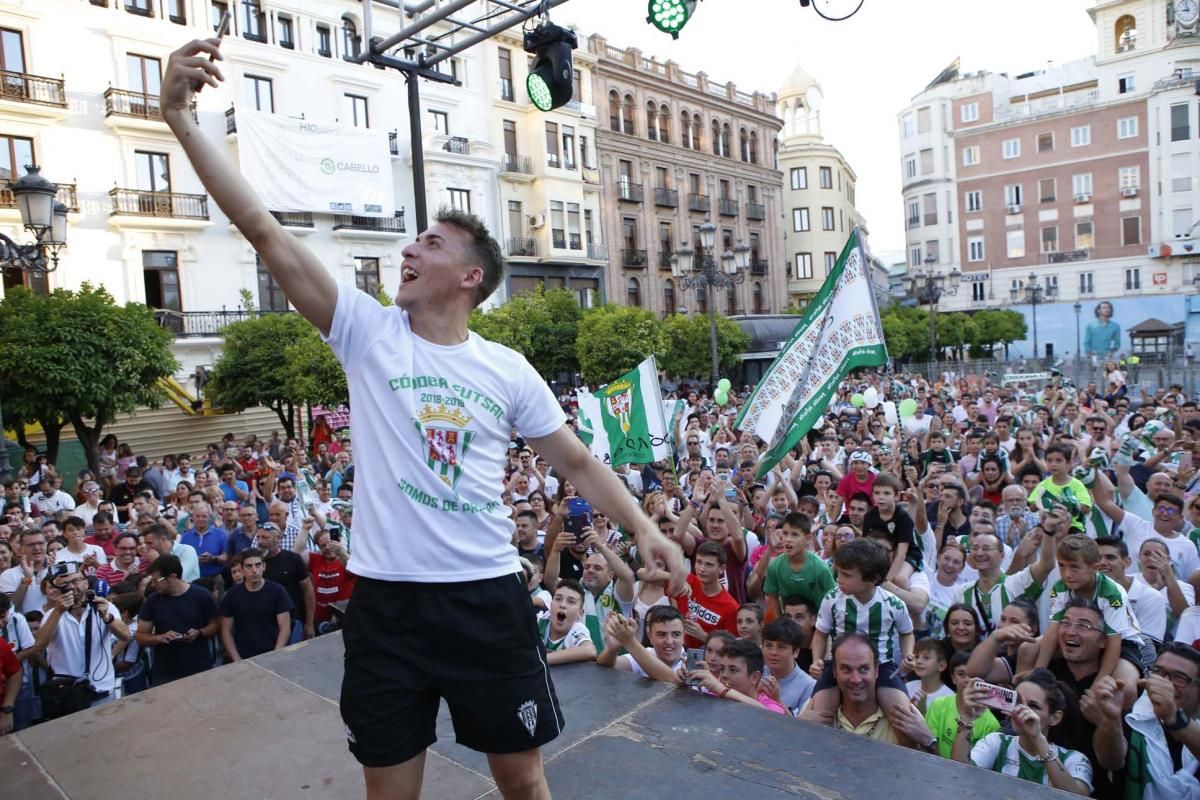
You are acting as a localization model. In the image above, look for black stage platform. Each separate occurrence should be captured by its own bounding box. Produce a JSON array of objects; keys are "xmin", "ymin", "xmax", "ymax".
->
[{"xmin": 1, "ymin": 633, "xmax": 1069, "ymax": 798}]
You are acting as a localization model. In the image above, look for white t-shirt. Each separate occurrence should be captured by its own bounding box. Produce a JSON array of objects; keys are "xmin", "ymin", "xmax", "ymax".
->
[
  {"xmin": 54, "ymin": 544, "xmax": 109, "ymax": 571},
  {"xmin": 1120, "ymin": 514, "xmax": 1200, "ymax": 580},
  {"xmin": 0, "ymin": 564, "xmax": 49, "ymax": 614},
  {"xmin": 1125, "ymin": 576, "xmax": 1169, "ymax": 642},
  {"xmin": 323, "ymin": 283, "xmax": 565, "ymax": 582},
  {"xmin": 46, "ymin": 607, "xmax": 118, "ymax": 693}
]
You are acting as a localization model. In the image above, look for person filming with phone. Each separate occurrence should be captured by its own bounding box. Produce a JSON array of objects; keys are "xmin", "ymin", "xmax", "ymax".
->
[{"xmin": 33, "ymin": 562, "xmax": 131, "ymax": 715}]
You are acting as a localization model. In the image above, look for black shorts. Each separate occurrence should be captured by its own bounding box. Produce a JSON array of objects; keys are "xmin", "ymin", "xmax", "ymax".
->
[
  {"xmin": 813, "ymin": 659, "xmax": 908, "ymax": 695},
  {"xmin": 340, "ymin": 572, "xmax": 564, "ymax": 768}
]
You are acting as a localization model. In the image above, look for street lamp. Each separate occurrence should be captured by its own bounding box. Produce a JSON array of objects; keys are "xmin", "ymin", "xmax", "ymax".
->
[
  {"xmin": 907, "ymin": 258, "xmax": 961, "ymax": 381},
  {"xmin": 673, "ymin": 222, "xmax": 751, "ymax": 387},
  {"xmin": 1080, "ymin": 302, "xmax": 1089, "ymax": 367},
  {"xmin": 1011, "ymin": 271, "xmax": 1057, "ymax": 363},
  {"xmin": 1, "ymin": 165, "xmax": 68, "ymax": 274},
  {"xmin": 0, "ymin": 164, "xmax": 67, "ymax": 479}
]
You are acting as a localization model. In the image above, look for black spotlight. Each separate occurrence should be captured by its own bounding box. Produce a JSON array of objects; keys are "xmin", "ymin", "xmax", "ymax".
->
[{"xmin": 524, "ymin": 22, "xmax": 578, "ymax": 112}]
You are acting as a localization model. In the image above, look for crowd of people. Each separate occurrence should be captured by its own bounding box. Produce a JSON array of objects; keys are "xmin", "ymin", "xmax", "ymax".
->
[{"xmin": 3, "ymin": 364, "xmax": 1200, "ymax": 797}]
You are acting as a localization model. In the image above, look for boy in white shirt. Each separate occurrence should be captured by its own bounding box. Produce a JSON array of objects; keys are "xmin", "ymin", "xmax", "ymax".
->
[{"xmin": 536, "ymin": 580, "xmax": 596, "ymax": 665}]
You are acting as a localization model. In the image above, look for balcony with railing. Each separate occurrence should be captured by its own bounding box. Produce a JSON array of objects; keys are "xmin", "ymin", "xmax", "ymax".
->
[
  {"xmin": 552, "ymin": 231, "xmax": 567, "ymax": 249},
  {"xmin": 654, "ymin": 187, "xmax": 678, "ymax": 208},
  {"xmin": 0, "ymin": 70, "xmax": 67, "ymax": 111},
  {"xmin": 688, "ymin": 193, "xmax": 711, "ymax": 213},
  {"xmin": 332, "ymin": 211, "xmax": 407, "ymax": 235},
  {"xmin": 546, "ymin": 153, "xmax": 561, "ymax": 169},
  {"xmin": 622, "ymin": 249, "xmax": 647, "ymax": 268},
  {"xmin": 269, "ymin": 211, "xmax": 314, "ymax": 228},
  {"xmin": 156, "ymin": 308, "xmax": 293, "ymax": 338},
  {"xmin": 1046, "ymin": 249, "xmax": 1089, "ymax": 264},
  {"xmin": 994, "ymin": 88, "xmax": 1099, "ymax": 125},
  {"xmin": 0, "ymin": 183, "xmax": 78, "ymax": 213},
  {"xmin": 104, "ymin": 88, "xmax": 197, "ymax": 127},
  {"xmin": 658, "ymin": 251, "xmax": 674, "ymax": 270},
  {"xmin": 587, "ymin": 243, "xmax": 608, "ymax": 261},
  {"xmin": 500, "ymin": 154, "xmax": 534, "ymax": 176},
  {"xmin": 750, "ymin": 258, "xmax": 768, "ymax": 276},
  {"xmin": 110, "ymin": 188, "xmax": 209, "ymax": 222},
  {"xmin": 444, "ymin": 136, "xmax": 470, "ymax": 155},
  {"xmin": 616, "ymin": 182, "xmax": 644, "ymax": 203},
  {"xmin": 507, "ymin": 237, "xmax": 537, "ymax": 257},
  {"xmin": 569, "ymin": 233, "xmax": 582, "ymax": 250},
  {"xmin": 747, "ymin": 203, "xmax": 766, "ymax": 221},
  {"xmin": 719, "ymin": 198, "xmax": 739, "ymax": 217}
]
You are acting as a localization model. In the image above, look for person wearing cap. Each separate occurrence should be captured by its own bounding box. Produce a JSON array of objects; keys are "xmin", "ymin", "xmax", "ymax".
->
[{"xmin": 832, "ymin": 451, "xmax": 877, "ymax": 520}]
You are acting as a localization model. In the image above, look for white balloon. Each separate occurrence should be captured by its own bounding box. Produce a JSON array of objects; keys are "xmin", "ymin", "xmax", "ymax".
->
[
  {"xmin": 882, "ymin": 401, "xmax": 898, "ymax": 427},
  {"xmin": 863, "ymin": 387, "xmax": 879, "ymax": 408}
]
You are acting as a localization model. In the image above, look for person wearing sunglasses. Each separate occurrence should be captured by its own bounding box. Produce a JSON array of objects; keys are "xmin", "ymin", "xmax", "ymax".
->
[
  {"xmin": 1092, "ymin": 475, "xmax": 1200, "ymax": 585},
  {"xmin": 1084, "ymin": 642, "xmax": 1200, "ymax": 798}
]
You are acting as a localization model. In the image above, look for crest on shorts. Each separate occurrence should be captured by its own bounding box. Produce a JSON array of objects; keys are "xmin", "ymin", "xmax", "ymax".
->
[
  {"xmin": 517, "ymin": 699, "xmax": 538, "ymax": 737},
  {"xmin": 414, "ymin": 404, "xmax": 475, "ymax": 494}
]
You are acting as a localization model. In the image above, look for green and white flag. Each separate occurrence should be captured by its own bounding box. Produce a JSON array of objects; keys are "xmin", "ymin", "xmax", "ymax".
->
[
  {"xmin": 735, "ymin": 229, "xmax": 887, "ymax": 477},
  {"xmin": 576, "ymin": 356, "xmax": 671, "ymax": 467}
]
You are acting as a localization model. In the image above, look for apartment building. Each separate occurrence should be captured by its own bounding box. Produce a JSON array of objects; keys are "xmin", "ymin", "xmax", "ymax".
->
[
  {"xmin": 588, "ymin": 34, "xmax": 785, "ymax": 318},
  {"xmin": 897, "ymin": 0, "xmax": 1200, "ymax": 358},
  {"xmin": 483, "ymin": 28, "xmax": 607, "ymax": 306},
  {"xmin": 0, "ymin": 0, "xmax": 514, "ymax": 384},
  {"xmin": 777, "ymin": 65, "xmax": 864, "ymax": 307}
]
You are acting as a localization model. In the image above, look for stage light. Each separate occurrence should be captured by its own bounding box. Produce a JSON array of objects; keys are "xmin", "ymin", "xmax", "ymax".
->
[
  {"xmin": 647, "ymin": 0, "xmax": 697, "ymax": 39},
  {"xmin": 524, "ymin": 22, "xmax": 578, "ymax": 112}
]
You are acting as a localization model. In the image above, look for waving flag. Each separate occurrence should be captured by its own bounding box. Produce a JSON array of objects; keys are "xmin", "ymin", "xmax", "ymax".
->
[{"xmin": 576, "ymin": 356, "xmax": 671, "ymax": 466}]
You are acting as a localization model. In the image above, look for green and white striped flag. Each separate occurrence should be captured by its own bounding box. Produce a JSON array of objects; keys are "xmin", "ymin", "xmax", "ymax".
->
[
  {"xmin": 735, "ymin": 229, "xmax": 888, "ymax": 477},
  {"xmin": 576, "ymin": 356, "xmax": 671, "ymax": 467}
]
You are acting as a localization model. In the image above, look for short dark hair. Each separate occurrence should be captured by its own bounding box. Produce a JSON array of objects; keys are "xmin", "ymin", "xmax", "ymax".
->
[
  {"xmin": 1159, "ymin": 641, "xmax": 1200, "ymax": 672},
  {"xmin": 781, "ymin": 511, "xmax": 812, "ymax": 533},
  {"xmin": 434, "ymin": 207, "xmax": 505, "ymax": 307},
  {"xmin": 93, "ymin": 511, "xmax": 114, "ymax": 526},
  {"xmin": 644, "ymin": 605, "xmax": 684, "ymax": 632},
  {"xmin": 1062, "ymin": 595, "xmax": 1104, "ymax": 622},
  {"xmin": 762, "ymin": 618, "xmax": 804, "ymax": 649},
  {"xmin": 724, "ymin": 638, "xmax": 765, "ymax": 677},
  {"xmin": 236, "ymin": 547, "xmax": 265, "ymax": 567},
  {"xmin": 832, "ymin": 538, "xmax": 891, "ymax": 584},
  {"xmin": 782, "ymin": 595, "xmax": 818, "ymax": 615},
  {"xmin": 62, "ymin": 515, "xmax": 85, "ymax": 530},
  {"xmin": 695, "ymin": 539, "xmax": 727, "ymax": 565},
  {"xmin": 1095, "ymin": 535, "xmax": 1129, "ymax": 558},
  {"xmin": 554, "ymin": 578, "xmax": 586, "ymax": 604},
  {"xmin": 1045, "ymin": 443, "xmax": 1074, "ymax": 461},
  {"xmin": 515, "ymin": 509, "xmax": 538, "ymax": 524},
  {"xmin": 737, "ymin": 603, "xmax": 763, "ymax": 623},
  {"xmin": 143, "ymin": 523, "xmax": 173, "ymax": 542},
  {"xmin": 150, "ymin": 554, "xmax": 183, "ymax": 580}
]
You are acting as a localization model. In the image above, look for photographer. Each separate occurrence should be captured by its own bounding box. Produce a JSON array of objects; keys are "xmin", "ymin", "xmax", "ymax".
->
[{"xmin": 33, "ymin": 562, "xmax": 131, "ymax": 714}]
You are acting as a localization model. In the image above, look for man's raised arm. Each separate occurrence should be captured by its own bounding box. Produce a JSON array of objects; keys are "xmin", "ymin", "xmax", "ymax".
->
[{"xmin": 162, "ymin": 39, "xmax": 336, "ymax": 334}]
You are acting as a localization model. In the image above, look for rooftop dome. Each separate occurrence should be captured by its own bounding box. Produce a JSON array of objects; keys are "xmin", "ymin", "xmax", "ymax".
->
[{"xmin": 779, "ymin": 65, "xmax": 820, "ymax": 99}]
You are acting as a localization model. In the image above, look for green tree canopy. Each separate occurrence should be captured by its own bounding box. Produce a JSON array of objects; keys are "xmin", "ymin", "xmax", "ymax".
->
[
  {"xmin": 880, "ymin": 305, "xmax": 929, "ymax": 361},
  {"xmin": 969, "ymin": 309, "xmax": 1028, "ymax": 358},
  {"xmin": 575, "ymin": 305, "xmax": 662, "ymax": 384},
  {"xmin": 206, "ymin": 311, "xmax": 345, "ymax": 439},
  {"xmin": 468, "ymin": 286, "xmax": 582, "ymax": 379},
  {"xmin": 0, "ymin": 284, "xmax": 177, "ymax": 472},
  {"xmin": 658, "ymin": 313, "xmax": 750, "ymax": 381}
]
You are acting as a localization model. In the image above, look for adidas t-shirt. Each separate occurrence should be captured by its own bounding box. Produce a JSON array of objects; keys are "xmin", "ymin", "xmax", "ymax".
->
[{"xmin": 323, "ymin": 283, "xmax": 565, "ymax": 582}]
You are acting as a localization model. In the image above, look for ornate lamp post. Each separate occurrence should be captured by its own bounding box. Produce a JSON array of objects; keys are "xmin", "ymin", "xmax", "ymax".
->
[
  {"xmin": 1011, "ymin": 271, "xmax": 1057, "ymax": 363},
  {"xmin": 907, "ymin": 258, "xmax": 961, "ymax": 381},
  {"xmin": 672, "ymin": 222, "xmax": 750, "ymax": 387}
]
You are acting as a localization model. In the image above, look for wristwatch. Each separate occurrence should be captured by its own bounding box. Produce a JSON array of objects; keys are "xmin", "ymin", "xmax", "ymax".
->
[
  {"xmin": 1163, "ymin": 709, "xmax": 1192, "ymax": 732},
  {"xmin": 919, "ymin": 737, "xmax": 939, "ymax": 754},
  {"xmin": 0, "ymin": 705, "xmax": 13, "ymax": 714}
]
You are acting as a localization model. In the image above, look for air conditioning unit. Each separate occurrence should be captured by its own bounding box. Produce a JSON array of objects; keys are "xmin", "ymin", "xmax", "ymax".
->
[
  {"xmin": 1007, "ymin": 204, "xmax": 1021, "ymax": 214},
  {"xmin": 528, "ymin": 214, "xmax": 545, "ymax": 229},
  {"xmin": 1121, "ymin": 186, "xmax": 1139, "ymax": 197},
  {"xmin": 1075, "ymin": 193, "xmax": 1092, "ymax": 203}
]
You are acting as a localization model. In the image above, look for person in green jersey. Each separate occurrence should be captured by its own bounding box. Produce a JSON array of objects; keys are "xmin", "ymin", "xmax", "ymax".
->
[
  {"xmin": 954, "ymin": 668, "xmax": 1093, "ymax": 795},
  {"xmin": 956, "ymin": 509, "xmax": 1058, "ymax": 638},
  {"xmin": 1035, "ymin": 534, "xmax": 1148, "ymax": 686},
  {"xmin": 763, "ymin": 512, "xmax": 835, "ymax": 621},
  {"xmin": 1028, "ymin": 445, "xmax": 1092, "ymax": 532},
  {"xmin": 924, "ymin": 651, "xmax": 1001, "ymax": 757}
]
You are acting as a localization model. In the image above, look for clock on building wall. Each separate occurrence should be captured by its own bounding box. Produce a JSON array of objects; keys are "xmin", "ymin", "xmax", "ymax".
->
[{"xmin": 1178, "ymin": 0, "xmax": 1200, "ymax": 34}]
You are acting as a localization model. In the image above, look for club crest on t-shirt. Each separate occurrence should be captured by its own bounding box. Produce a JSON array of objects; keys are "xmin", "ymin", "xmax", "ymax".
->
[{"xmin": 414, "ymin": 404, "xmax": 475, "ymax": 494}]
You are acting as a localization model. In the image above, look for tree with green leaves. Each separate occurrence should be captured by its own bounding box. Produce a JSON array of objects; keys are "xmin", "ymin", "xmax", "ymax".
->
[
  {"xmin": 658, "ymin": 313, "xmax": 750, "ymax": 380},
  {"xmin": 0, "ymin": 284, "xmax": 177, "ymax": 472},
  {"xmin": 468, "ymin": 286, "xmax": 582, "ymax": 380},
  {"xmin": 880, "ymin": 305, "xmax": 929, "ymax": 361},
  {"xmin": 935, "ymin": 312, "xmax": 977, "ymax": 360},
  {"xmin": 206, "ymin": 311, "xmax": 345, "ymax": 440},
  {"xmin": 970, "ymin": 309, "xmax": 1028, "ymax": 359},
  {"xmin": 575, "ymin": 305, "xmax": 662, "ymax": 385}
]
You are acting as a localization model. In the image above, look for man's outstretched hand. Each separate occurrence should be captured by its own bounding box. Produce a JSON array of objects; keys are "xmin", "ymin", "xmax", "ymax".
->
[
  {"xmin": 162, "ymin": 39, "xmax": 225, "ymax": 118},
  {"xmin": 636, "ymin": 528, "xmax": 687, "ymax": 596}
]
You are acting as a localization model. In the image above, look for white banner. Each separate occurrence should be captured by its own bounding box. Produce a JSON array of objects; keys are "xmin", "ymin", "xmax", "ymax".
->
[{"xmin": 234, "ymin": 107, "xmax": 394, "ymax": 217}]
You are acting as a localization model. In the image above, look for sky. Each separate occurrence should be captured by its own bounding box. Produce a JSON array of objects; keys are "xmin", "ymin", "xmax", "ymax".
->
[{"xmin": 554, "ymin": 0, "xmax": 1100, "ymax": 262}]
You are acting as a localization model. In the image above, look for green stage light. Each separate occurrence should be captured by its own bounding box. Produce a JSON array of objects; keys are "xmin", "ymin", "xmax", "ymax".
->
[
  {"xmin": 647, "ymin": 0, "xmax": 697, "ymax": 39},
  {"xmin": 524, "ymin": 23, "xmax": 578, "ymax": 112}
]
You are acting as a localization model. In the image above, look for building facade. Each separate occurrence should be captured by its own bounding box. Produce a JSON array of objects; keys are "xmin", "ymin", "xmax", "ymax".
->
[
  {"xmin": 777, "ymin": 66, "xmax": 865, "ymax": 308},
  {"xmin": 482, "ymin": 27, "xmax": 607, "ymax": 306},
  {"xmin": 0, "ymin": 0, "xmax": 517, "ymax": 388},
  {"xmin": 588, "ymin": 35, "xmax": 786, "ymax": 318},
  {"xmin": 897, "ymin": 0, "xmax": 1200, "ymax": 359}
]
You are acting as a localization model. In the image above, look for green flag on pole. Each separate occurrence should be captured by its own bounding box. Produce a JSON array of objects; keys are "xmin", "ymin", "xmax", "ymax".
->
[
  {"xmin": 734, "ymin": 229, "xmax": 888, "ymax": 477},
  {"xmin": 576, "ymin": 356, "xmax": 671, "ymax": 467}
]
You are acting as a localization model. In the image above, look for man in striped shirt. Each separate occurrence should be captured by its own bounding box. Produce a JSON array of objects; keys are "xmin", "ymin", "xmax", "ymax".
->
[{"xmin": 957, "ymin": 509, "xmax": 1059, "ymax": 636}]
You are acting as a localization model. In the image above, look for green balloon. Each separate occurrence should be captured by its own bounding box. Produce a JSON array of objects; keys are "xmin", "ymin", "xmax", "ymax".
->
[
  {"xmin": 718, "ymin": 378, "xmax": 731, "ymax": 391},
  {"xmin": 899, "ymin": 398, "xmax": 918, "ymax": 418},
  {"xmin": 851, "ymin": 393, "xmax": 865, "ymax": 408},
  {"xmin": 714, "ymin": 389, "xmax": 728, "ymax": 405}
]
